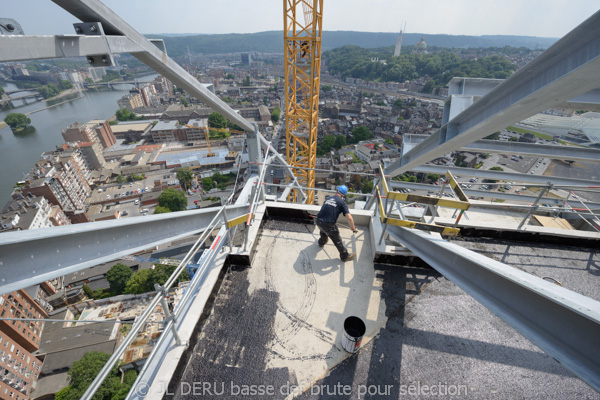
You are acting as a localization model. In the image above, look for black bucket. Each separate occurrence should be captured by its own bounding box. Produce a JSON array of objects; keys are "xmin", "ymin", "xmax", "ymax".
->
[{"xmin": 341, "ymin": 316, "xmax": 366, "ymax": 353}]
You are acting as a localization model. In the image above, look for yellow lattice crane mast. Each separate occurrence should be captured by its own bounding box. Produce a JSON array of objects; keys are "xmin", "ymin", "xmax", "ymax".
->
[{"xmin": 283, "ymin": 0, "xmax": 323, "ymax": 204}]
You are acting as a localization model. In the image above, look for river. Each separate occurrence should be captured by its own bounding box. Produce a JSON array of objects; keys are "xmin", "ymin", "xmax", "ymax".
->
[{"xmin": 0, "ymin": 74, "xmax": 157, "ymax": 203}]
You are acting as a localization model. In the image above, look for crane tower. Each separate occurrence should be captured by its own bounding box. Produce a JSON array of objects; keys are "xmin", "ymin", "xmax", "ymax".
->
[{"xmin": 283, "ymin": 0, "xmax": 324, "ymax": 204}]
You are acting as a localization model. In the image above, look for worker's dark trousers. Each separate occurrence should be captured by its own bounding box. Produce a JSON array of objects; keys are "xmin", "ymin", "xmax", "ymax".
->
[{"xmin": 316, "ymin": 219, "xmax": 349, "ymax": 260}]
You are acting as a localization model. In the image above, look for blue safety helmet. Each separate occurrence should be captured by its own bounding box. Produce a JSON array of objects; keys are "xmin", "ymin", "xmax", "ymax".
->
[{"xmin": 337, "ymin": 185, "xmax": 348, "ymax": 195}]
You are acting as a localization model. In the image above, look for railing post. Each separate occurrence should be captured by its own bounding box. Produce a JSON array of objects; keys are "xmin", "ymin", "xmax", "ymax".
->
[
  {"xmin": 517, "ymin": 181, "xmax": 552, "ymax": 230},
  {"xmin": 154, "ymin": 284, "xmax": 185, "ymax": 347}
]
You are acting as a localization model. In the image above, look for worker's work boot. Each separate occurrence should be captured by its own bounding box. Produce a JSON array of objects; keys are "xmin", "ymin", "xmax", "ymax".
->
[{"xmin": 343, "ymin": 253, "xmax": 356, "ymax": 262}]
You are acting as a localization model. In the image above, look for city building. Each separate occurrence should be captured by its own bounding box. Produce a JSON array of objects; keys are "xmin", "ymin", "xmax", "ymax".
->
[
  {"xmin": 61, "ymin": 122, "xmax": 96, "ymax": 144},
  {"xmin": 87, "ymin": 120, "xmax": 117, "ymax": 149},
  {"xmin": 0, "ymin": 290, "xmax": 48, "ymax": 352},
  {"xmin": 182, "ymin": 118, "xmax": 209, "ymax": 142},
  {"xmin": 76, "ymin": 142, "xmax": 106, "ymax": 171},
  {"xmin": 0, "ymin": 195, "xmax": 70, "ymax": 231},
  {"xmin": 117, "ymin": 92, "xmax": 144, "ymax": 111},
  {"xmin": 15, "ymin": 147, "xmax": 92, "ymax": 215},
  {"xmin": 0, "ymin": 331, "xmax": 44, "ymax": 400},
  {"xmin": 241, "ymin": 53, "xmax": 252, "ymax": 66},
  {"xmin": 150, "ymin": 120, "xmax": 179, "ymax": 143},
  {"xmin": 109, "ymin": 121, "xmax": 153, "ymax": 143}
]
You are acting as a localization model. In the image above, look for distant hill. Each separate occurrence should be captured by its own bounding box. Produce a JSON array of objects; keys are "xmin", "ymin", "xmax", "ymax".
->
[{"xmin": 147, "ymin": 31, "xmax": 558, "ymax": 57}]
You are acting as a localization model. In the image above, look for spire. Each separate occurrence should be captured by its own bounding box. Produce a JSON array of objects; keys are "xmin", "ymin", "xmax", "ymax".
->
[{"xmin": 393, "ymin": 22, "xmax": 407, "ymax": 57}]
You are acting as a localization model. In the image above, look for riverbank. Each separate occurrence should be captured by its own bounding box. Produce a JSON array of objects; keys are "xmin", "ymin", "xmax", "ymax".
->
[
  {"xmin": 43, "ymin": 87, "xmax": 82, "ymax": 103},
  {"xmin": 0, "ymin": 91, "xmax": 85, "ymax": 131}
]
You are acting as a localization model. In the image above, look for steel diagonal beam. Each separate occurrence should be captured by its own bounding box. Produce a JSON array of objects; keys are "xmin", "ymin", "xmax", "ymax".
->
[
  {"xmin": 386, "ymin": 225, "xmax": 600, "ymax": 392},
  {"xmin": 462, "ymin": 140, "xmax": 600, "ymax": 162},
  {"xmin": 0, "ymin": 205, "xmax": 247, "ymax": 295},
  {"xmin": 385, "ymin": 10, "xmax": 600, "ymax": 177},
  {"xmin": 51, "ymin": 0, "xmax": 254, "ymax": 133}
]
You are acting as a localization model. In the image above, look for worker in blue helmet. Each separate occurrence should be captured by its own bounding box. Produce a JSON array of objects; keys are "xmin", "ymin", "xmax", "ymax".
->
[{"xmin": 315, "ymin": 185, "xmax": 358, "ymax": 262}]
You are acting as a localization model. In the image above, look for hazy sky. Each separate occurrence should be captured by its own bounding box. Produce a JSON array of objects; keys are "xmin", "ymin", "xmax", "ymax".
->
[{"xmin": 4, "ymin": 1, "xmax": 599, "ymax": 38}]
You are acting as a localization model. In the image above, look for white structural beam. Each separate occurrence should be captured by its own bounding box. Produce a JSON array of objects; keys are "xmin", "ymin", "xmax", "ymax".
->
[
  {"xmin": 385, "ymin": 10, "xmax": 600, "ymax": 176},
  {"xmin": 43, "ymin": 0, "xmax": 255, "ymax": 132},
  {"xmin": 0, "ymin": 35, "xmax": 142, "ymax": 61},
  {"xmin": 386, "ymin": 225, "xmax": 600, "ymax": 392},
  {"xmin": 0, "ymin": 204, "xmax": 247, "ymax": 295},
  {"xmin": 463, "ymin": 140, "xmax": 600, "ymax": 162}
]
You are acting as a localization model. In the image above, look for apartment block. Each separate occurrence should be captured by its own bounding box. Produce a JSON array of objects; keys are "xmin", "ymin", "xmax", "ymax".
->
[
  {"xmin": 76, "ymin": 142, "xmax": 106, "ymax": 171},
  {"xmin": 0, "ymin": 333, "xmax": 43, "ymax": 400},
  {"xmin": 0, "ymin": 195, "xmax": 70, "ymax": 231},
  {"xmin": 0, "ymin": 291, "xmax": 47, "ymax": 352},
  {"xmin": 17, "ymin": 148, "xmax": 91, "ymax": 213}
]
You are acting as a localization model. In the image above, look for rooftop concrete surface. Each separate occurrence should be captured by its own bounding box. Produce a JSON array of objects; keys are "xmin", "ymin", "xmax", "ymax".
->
[{"xmin": 166, "ymin": 211, "xmax": 599, "ymax": 399}]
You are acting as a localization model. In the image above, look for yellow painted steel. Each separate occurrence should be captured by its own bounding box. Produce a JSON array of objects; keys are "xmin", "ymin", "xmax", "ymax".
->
[
  {"xmin": 227, "ymin": 213, "xmax": 251, "ymax": 229},
  {"xmin": 379, "ymin": 166, "xmax": 470, "ymax": 210},
  {"xmin": 446, "ymin": 171, "xmax": 470, "ymax": 203},
  {"xmin": 284, "ymin": 0, "xmax": 323, "ymax": 204},
  {"xmin": 375, "ymin": 182, "xmax": 460, "ymax": 236}
]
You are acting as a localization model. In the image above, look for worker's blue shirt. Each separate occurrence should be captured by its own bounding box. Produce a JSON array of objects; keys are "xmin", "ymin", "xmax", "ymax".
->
[{"xmin": 317, "ymin": 195, "xmax": 350, "ymax": 224}]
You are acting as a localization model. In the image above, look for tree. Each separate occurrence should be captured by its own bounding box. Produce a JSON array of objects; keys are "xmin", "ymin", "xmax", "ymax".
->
[
  {"xmin": 225, "ymin": 73, "xmax": 235, "ymax": 80},
  {"xmin": 0, "ymin": 85, "xmax": 4, "ymax": 96},
  {"xmin": 38, "ymin": 83, "xmax": 60, "ymax": 99},
  {"xmin": 322, "ymin": 85, "xmax": 332, "ymax": 92},
  {"xmin": 422, "ymin": 79, "xmax": 435, "ymax": 94},
  {"xmin": 271, "ymin": 107, "xmax": 280, "ymax": 123},
  {"xmin": 393, "ymin": 99, "xmax": 403, "ymax": 109},
  {"xmin": 58, "ymin": 79, "xmax": 73, "ymax": 90},
  {"xmin": 349, "ymin": 126, "xmax": 373, "ymax": 144},
  {"xmin": 177, "ymin": 168, "xmax": 194, "ymax": 191},
  {"xmin": 202, "ymin": 177, "xmax": 214, "ymax": 191},
  {"xmin": 106, "ymin": 263, "xmax": 133, "ymax": 295},
  {"xmin": 489, "ymin": 166, "xmax": 504, "ymax": 171},
  {"xmin": 484, "ymin": 132, "xmax": 500, "ymax": 140},
  {"xmin": 116, "ymin": 175, "xmax": 125, "ymax": 184},
  {"xmin": 243, "ymin": 76, "xmax": 251, "ymax": 86},
  {"xmin": 362, "ymin": 180, "xmax": 373, "ymax": 194},
  {"xmin": 334, "ymin": 135, "xmax": 346, "ymax": 149},
  {"xmin": 124, "ymin": 269, "xmax": 155, "ymax": 294},
  {"xmin": 154, "ymin": 206, "xmax": 171, "ymax": 214},
  {"xmin": 179, "ymin": 95, "xmax": 189, "ymax": 107},
  {"xmin": 4, "ymin": 113, "xmax": 31, "ymax": 131},
  {"xmin": 82, "ymin": 284, "xmax": 94, "ymax": 299},
  {"xmin": 208, "ymin": 112, "xmax": 227, "ymax": 129},
  {"xmin": 508, "ymin": 136, "xmax": 519, "ymax": 141},
  {"xmin": 84, "ymin": 77, "xmax": 94, "ymax": 84},
  {"xmin": 385, "ymin": 137, "xmax": 394, "ymax": 145},
  {"xmin": 115, "ymin": 109, "xmax": 141, "ymax": 121},
  {"xmin": 56, "ymin": 351, "xmax": 130, "ymax": 400},
  {"xmin": 426, "ymin": 173, "xmax": 440, "ymax": 182},
  {"xmin": 157, "ymin": 188, "xmax": 187, "ymax": 212}
]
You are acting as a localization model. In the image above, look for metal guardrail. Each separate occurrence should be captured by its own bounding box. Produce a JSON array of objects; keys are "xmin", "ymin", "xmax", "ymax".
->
[{"xmin": 80, "ymin": 202, "xmax": 238, "ymax": 400}]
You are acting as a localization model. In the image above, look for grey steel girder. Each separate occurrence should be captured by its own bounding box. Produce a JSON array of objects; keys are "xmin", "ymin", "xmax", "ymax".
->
[
  {"xmin": 0, "ymin": 204, "xmax": 247, "ymax": 295},
  {"xmin": 385, "ymin": 10, "xmax": 600, "ymax": 176},
  {"xmin": 37, "ymin": 0, "xmax": 255, "ymax": 132},
  {"xmin": 386, "ymin": 225, "xmax": 600, "ymax": 392},
  {"xmin": 413, "ymin": 165, "xmax": 600, "ymax": 188},
  {"xmin": 0, "ymin": 35, "xmax": 144, "ymax": 61},
  {"xmin": 463, "ymin": 140, "xmax": 600, "ymax": 162}
]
